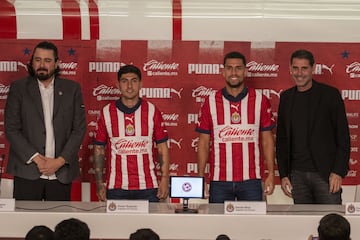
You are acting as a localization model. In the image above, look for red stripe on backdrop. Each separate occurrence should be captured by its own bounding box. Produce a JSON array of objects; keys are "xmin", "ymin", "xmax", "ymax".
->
[
  {"xmin": 61, "ymin": 0, "xmax": 81, "ymax": 39},
  {"xmin": 90, "ymin": 182, "xmax": 99, "ymax": 201},
  {"xmin": 88, "ymin": 0, "xmax": 99, "ymax": 39},
  {"xmin": 172, "ymin": 0, "xmax": 182, "ymax": 40},
  {"xmin": 0, "ymin": 0, "xmax": 17, "ymax": 38},
  {"xmin": 71, "ymin": 181, "xmax": 82, "ymax": 201},
  {"xmin": 170, "ymin": 198, "xmax": 181, "ymax": 203}
]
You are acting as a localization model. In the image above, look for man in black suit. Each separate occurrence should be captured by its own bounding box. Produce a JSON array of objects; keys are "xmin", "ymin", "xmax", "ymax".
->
[
  {"xmin": 276, "ymin": 49, "xmax": 350, "ymax": 204},
  {"xmin": 5, "ymin": 41, "xmax": 86, "ymax": 200}
]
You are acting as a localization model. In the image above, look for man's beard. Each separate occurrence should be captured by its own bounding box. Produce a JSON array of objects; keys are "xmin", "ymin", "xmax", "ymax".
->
[
  {"xmin": 226, "ymin": 80, "xmax": 242, "ymax": 89},
  {"xmin": 35, "ymin": 68, "xmax": 55, "ymax": 81}
]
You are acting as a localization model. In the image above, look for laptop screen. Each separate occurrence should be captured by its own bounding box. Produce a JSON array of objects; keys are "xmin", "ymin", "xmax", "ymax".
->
[{"xmin": 169, "ymin": 176, "xmax": 204, "ymax": 198}]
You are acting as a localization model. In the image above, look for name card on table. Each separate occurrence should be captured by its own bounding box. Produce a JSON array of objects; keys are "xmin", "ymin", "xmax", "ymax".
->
[
  {"xmin": 106, "ymin": 200, "xmax": 149, "ymax": 213},
  {"xmin": 0, "ymin": 198, "xmax": 15, "ymax": 212},
  {"xmin": 345, "ymin": 202, "xmax": 360, "ymax": 215},
  {"xmin": 224, "ymin": 201, "xmax": 266, "ymax": 215}
]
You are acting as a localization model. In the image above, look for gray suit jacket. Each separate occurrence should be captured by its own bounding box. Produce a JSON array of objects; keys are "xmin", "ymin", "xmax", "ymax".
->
[{"xmin": 5, "ymin": 76, "xmax": 86, "ymax": 184}]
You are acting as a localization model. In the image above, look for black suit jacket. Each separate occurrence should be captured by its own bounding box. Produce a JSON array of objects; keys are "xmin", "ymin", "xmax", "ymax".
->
[
  {"xmin": 5, "ymin": 76, "xmax": 86, "ymax": 184},
  {"xmin": 276, "ymin": 80, "xmax": 350, "ymax": 181}
]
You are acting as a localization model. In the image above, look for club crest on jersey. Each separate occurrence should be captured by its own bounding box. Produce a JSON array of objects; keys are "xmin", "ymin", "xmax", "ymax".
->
[
  {"xmin": 231, "ymin": 112, "xmax": 241, "ymax": 123},
  {"xmin": 125, "ymin": 123, "xmax": 135, "ymax": 135}
]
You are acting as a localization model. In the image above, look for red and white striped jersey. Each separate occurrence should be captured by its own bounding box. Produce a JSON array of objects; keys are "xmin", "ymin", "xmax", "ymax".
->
[
  {"xmin": 196, "ymin": 87, "xmax": 275, "ymax": 182},
  {"xmin": 94, "ymin": 99, "xmax": 168, "ymax": 190}
]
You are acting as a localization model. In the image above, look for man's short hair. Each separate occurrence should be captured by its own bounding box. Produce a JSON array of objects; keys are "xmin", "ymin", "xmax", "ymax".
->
[
  {"xmin": 129, "ymin": 228, "xmax": 160, "ymax": 240},
  {"xmin": 223, "ymin": 51, "xmax": 246, "ymax": 65},
  {"xmin": 54, "ymin": 218, "xmax": 90, "ymax": 240},
  {"xmin": 117, "ymin": 65, "xmax": 142, "ymax": 81},
  {"xmin": 318, "ymin": 213, "xmax": 351, "ymax": 240},
  {"xmin": 290, "ymin": 49, "xmax": 315, "ymax": 67},
  {"xmin": 25, "ymin": 225, "xmax": 54, "ymax": 240}
]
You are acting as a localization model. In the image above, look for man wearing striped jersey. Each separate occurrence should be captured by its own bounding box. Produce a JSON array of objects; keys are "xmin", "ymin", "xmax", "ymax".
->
[
  {"xmin": 196, "ymin": 51, "xmax": 276, "ymax": 203},
  {"xmin": 93, "ymin": 65, "xmax": 170, "ymax": 202}
]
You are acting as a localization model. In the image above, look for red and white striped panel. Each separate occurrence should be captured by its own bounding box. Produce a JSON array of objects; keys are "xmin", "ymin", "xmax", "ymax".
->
[
  {"xmin": 2, "ymin": 0, "xmax": 360, "ymax": 42},
  {"xmin": 0, "ymin": 0, "xmax": 181, "ymax": 40}
]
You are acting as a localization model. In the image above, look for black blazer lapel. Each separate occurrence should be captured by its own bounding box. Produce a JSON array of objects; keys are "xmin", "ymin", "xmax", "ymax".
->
[
  {"xmin": 53, "ymin": 78, "xmax": 63, "ymax": 117},
  {"xmin": 27, "ymin": 77, "xmax": 44, "ymax": 120},
  {"xmin": 285, "ymin": 88, "xmax": 296, "ymax": 141},
  {"xmin": 308, "ymin": 81, "xmax": 322, "ymax": 133}
]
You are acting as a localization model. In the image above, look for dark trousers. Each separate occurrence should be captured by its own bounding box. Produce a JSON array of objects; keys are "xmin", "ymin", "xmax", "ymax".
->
[
  {"xmin": 107, "ymin": 188, "xmax": 159, "ymax": 202},
  {"xmin": 13, "ymin": 176, "xmax": 71, "ymax": 201},
  {"xmin": 209, "ymin": 179, "xmax": 263, "ymax": 203},
  {"xmin": 291, "ymin": 170, "xmax": 342, "ymax": 204}
]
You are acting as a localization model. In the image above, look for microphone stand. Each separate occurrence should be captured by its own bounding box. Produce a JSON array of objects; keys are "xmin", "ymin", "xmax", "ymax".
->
[{"xmin": 175, "ymin": 198, "xmax": 198, "ymax": 214}]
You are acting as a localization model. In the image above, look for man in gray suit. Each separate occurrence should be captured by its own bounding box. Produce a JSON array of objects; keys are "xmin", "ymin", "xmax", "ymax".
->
[{"xmin": 5, "ymin": 41, "xmax": 86, "ymax": 200}]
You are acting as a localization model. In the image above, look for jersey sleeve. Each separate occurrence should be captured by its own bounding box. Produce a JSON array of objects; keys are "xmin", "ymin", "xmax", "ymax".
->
[
  {"xmin": 260, "ymin": 95, "xmax": 276, "ymax": 131},
  {"xmin": 153, "ymin": 107, "xmax": 169, "ymax": 144},
  {"xmin": 93, "ymin": 107, "xmax": 108, "ymax": 145},
  {"xmin": 195, "ymin": 97, "xmax": 212, "ymax": 134}
]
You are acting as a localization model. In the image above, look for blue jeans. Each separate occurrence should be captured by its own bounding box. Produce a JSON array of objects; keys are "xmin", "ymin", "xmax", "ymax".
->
[
  {"xmin": 209, "ymin": 179, "xmax": 263, "ymax": 203},
  {"xmin": 291, "ymin": 170, "xmax": 342, "ymax": 204},
  {"xmin": 107, "ymin": 188, "xmax": 159, "ymax": 202}
]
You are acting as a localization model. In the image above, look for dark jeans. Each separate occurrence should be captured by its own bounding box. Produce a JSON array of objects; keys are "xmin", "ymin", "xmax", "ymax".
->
[
  {"xmin": 209, "ymin": 179, "xmax": 263, "ymax": 203},
  {"xmin": 291, "ymin": 170, "xmax": 342, "ymax": 204},
  {"xmin": 107, "ymin": 188, "xmax": 159, "ymax": 202},
  {"xmin": 13, "ymin": 176, "xmax": 71, "ymax": 201}
]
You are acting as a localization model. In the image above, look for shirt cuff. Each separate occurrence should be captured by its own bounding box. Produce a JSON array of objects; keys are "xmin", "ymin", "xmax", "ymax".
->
[{"xmin": 27, "ymin": 152, "xmax": 40, "ymax": 164}]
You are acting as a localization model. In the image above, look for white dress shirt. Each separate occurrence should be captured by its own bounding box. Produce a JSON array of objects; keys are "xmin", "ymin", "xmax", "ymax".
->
[{"xmin": 37, "ymin": 78, "xmax": 57, "ymax": 180}]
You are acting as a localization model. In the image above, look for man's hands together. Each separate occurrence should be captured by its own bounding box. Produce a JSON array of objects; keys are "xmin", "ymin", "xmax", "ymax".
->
[{"xmin": 33, "ymin": 155, "xmax": 66, "ymax": 176}]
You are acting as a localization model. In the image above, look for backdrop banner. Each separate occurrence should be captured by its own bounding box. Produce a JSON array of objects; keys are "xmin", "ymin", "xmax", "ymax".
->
[{"xmin": 0, "ymin": 40, "xmax": 359, "ymax": 201}]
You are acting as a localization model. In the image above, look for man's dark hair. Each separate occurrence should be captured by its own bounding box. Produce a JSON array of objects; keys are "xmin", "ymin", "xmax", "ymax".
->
[
  {"xmin": 25, "ymin": 225, "xmax": 54, "ymax": 240},
  {"xmin": 27, "ymin": 41, "xmax": 60, "ymax": 77},
  {"xmin": 117, "ymin": 65, "xmax": 142, "ymax": 81},
  {"xmin": 223, "ymin": 51, "xmax": 246, "ymax": 65},
  {"xmin": 290, "ymin": 49, "xmax": 315, "ymax": 67},
  {"xmin": 129, "ymin": 228, "xmax": 160, "ymax": 240},
  {"xmin": 54, "ymin": 218, "xmax": 90, "ymax": 240},
  {"xmin": 318, "ymin": 213, "xmax": 351, "ymax": 240},
  {"xmin": 216, "ymin": 234, "xmax": 231, "ymax": 240}
]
